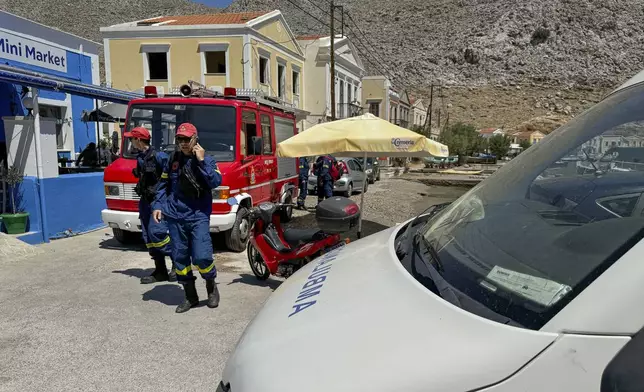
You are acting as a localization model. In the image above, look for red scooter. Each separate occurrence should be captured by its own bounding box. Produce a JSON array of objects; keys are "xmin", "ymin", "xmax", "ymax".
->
[{"xmin": 228, "ymin": 196, "xmax": 360, "ymax": 280}]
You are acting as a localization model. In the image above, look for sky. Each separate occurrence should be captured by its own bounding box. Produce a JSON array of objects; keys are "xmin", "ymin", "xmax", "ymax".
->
[{"xmin": 192, "ymin": 0, "xmax": 234, "ymax": 7}]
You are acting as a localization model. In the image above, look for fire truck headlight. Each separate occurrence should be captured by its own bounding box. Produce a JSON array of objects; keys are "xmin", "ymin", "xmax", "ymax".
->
[{"xmin": 105, "ymin": 185, "xmax": 120, "ymax": 197}]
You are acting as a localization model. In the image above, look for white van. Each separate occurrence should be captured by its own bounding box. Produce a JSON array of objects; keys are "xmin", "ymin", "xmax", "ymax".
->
[{"xmin": 217, "ymin": 71, "xmax": 644, "ymax": 392}]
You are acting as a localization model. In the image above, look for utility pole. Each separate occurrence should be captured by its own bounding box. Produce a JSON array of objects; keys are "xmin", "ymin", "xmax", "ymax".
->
[
  {"xmin": 424, "ymin": 84, "xmax": 433, "ymax": 133},
  {"xmin": 330, "ymin": 0, "xmax": 336, "ymax": 120}
]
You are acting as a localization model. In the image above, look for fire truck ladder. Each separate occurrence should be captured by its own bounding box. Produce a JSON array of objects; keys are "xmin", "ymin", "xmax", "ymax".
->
[{"xmin": 176, "ymin": 81, "xmax": 297, "ymax": 115}]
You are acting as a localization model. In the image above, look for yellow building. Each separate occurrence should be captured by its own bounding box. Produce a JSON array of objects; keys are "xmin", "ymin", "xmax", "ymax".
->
[
  {"xmin": 100, "ymin": 10, "xmax": 305, "ymax": 108},
  {"xmin": 361, "ymin": 75, "xmax": 411, "ymax": 128}
]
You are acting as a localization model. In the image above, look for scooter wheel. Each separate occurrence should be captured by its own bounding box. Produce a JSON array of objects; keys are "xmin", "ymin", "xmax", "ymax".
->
[{"xmin": 247, "ymin": 242, "xmax": 270, "ymax": 281}]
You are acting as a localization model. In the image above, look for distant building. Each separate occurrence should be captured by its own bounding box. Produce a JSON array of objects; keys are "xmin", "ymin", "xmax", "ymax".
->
[
  {"xmin": 510, "ymin": 130, "xmax": 545, "ymax": 145},
  {"xmin": 477, "ymin": 128, "xmax": 505, "ymax": 139},
  {"xmin": 410, "ymin": 97, "xmax": 427, "ymax": 129},
  {"xmin": 101, "ymin": 11, "xmax": 305, "ymax": 110},
  {"xmin": 297, "ymin": 35, "xmax": 365, "ymax": 130}
]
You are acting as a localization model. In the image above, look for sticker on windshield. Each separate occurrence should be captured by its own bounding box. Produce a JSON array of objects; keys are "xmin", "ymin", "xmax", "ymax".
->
[{"xmin": 485, "ymin": 266, "xmax": 572, "ymax": 307}]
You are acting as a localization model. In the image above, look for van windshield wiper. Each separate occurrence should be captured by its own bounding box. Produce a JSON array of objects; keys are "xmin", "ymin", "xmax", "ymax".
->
[{"xmin": 412, "ymin": 231, "xmax": 461, "ymax": 308}]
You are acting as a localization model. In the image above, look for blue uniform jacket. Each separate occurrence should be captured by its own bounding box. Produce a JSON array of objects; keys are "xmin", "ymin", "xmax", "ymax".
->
[
  {"xmin": 315, "ymin": 155, "xmax": 336, "ymax": 178},
  {"xmin": 136, "ymin": 148, "xmax": 169, "ymax": 209},
  {"xmin": 153, "ymin": 153, "xmax": 222, "ymax": 222},
  {"xmin": 298, "ymin": 157, "xmax": 309, "ymax": 179}
]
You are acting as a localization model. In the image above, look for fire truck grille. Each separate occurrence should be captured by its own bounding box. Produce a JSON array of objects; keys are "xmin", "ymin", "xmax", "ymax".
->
[{"xmin": 123, "ymin": 183, "xmax": 140, "ymax": 200}]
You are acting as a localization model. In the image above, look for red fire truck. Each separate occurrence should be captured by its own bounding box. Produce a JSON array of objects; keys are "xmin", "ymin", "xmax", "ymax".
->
[{"xmin": 102, "ymin": 82, "xmax": 301, "ymax": 252}]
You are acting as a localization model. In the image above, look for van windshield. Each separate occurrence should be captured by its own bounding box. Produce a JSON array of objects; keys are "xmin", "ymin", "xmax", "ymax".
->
[
  {"xmin": 417, "ymin": 82, "xmax": 644, "ymax": 330},
  {"xmin": 123, "ymin": 103, "xmax": 236, "ymax": 162}
]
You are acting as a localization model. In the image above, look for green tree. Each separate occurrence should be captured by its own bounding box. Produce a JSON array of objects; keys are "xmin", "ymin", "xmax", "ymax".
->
[
  {"xmin": 439, "ymin": 122, "xmax": 485, "ymax": 163},
  {"xmin": 519, "ymin": 139, "xmax": 532, "ymax": 151},
  {"xmin": 410, "ymin": 124, "xmax": 428, "ymax": 137},
  {"xmin": 488, "ymin": 134, "xmax": 511, "ymax": 158}
]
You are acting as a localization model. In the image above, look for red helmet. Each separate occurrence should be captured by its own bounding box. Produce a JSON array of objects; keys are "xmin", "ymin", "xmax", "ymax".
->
[{"xmin": 124, "ymin": 126, "xmax": 150, "ymax": 140}]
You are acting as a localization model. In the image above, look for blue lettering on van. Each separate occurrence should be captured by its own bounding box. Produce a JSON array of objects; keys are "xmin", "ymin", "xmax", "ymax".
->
[{"xmin": 288, "ymin": 249, "xmax": 341, "ymax": 318}]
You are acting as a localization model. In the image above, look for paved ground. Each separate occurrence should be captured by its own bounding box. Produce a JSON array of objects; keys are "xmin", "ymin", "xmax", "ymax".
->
[{"xmin": 0, "ymin": 178, "xmax": 467, "ymax": 392}]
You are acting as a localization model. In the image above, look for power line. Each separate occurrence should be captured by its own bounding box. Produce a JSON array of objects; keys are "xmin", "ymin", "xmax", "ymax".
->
[
  {"xmin": 283, "ymin": 0, "xmax": 327, "ymax": 27},
  {"xmin": 297, "ymin": 0, "xmax": 401, "ymax": 87},
  {"xmin": 344, "ymin": 11, "xmax": 404, "ymax": 88}
]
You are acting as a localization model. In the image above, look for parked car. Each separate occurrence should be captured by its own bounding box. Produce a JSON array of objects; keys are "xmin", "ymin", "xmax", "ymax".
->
[
  {"xmin": 308, "ymin": 157, "xmax": 368, "ymax": 197},
  {"xmin": 356, "ymin": 157, "xmax": 381, "ymax": 183}
]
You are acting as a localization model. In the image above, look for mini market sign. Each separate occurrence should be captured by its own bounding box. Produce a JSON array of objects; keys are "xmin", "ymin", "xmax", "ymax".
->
[{"xmin": 0, "ymin": 30, "xmax": 67, "ymax": 72}]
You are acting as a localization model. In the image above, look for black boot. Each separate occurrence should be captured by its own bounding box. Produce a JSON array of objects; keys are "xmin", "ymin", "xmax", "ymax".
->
[
  {"xmin": 168, "ymin": 268, "xmax": 177, "ymax": 282},
  {"xmin": 140, "ymin": 257, "xmax": 170, "ymax": 284},
  {"xmin": 206, "ymin": 279, "xmax": 220, "ymax": 308},
  {"xmin": 176, "ymin": 280, "xmax": 199, "ymax": 313}
]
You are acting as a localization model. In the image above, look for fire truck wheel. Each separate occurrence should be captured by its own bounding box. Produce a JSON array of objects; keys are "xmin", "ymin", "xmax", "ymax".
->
[
  {"xmin": 280, "ymin": 193, "xmax": 294, "ymax": 223},
  {"xmin": 225, "ymin": 206, "xmax": 250, "ymax": 252},
  {"xmin": 112, "ymin": 228, "xmax": 140, "ymax": 244}
]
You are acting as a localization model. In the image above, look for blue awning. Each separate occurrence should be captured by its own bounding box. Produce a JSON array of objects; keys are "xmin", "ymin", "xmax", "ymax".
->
[{"xmin": 0, "ymin": 64, "xmax": 142, "ymax": 104}]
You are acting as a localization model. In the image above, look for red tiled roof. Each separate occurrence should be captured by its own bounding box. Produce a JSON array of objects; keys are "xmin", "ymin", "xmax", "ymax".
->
[
  {"xmin": 478, "ymin": 128, "xmax": 497, "ymax": 134},
  {"xmin": 142, "ymin": 11, "xmax": 270, "ymax": 26}
]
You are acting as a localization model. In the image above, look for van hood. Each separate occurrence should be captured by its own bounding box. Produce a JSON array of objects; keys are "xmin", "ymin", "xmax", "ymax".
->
[{"xmin": 222, "ymin": 226, "xmax": 557, "ymax": 392}]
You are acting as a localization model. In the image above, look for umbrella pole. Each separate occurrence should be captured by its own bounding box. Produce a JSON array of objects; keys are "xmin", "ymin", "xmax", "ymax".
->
[{"xmin": 357, "ymin": 151, "xmax": 367, "ymax": 239}]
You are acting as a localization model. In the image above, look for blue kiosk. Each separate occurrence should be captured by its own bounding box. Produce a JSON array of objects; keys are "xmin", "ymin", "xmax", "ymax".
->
[{"xmin": 0, "ymin": 11, "xmax": 141, "ymax": 244}]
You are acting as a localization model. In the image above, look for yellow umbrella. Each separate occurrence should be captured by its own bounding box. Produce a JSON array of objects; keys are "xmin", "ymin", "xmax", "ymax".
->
[
  {"xmin": 277, "ymin": 113, "xmax": 449, "ymax": 238},
  {"xmin": 277, "ymin": 113, "xmax": 449, "ymax": 158}
]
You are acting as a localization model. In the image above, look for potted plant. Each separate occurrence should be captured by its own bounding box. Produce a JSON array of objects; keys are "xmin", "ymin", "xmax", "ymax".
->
[{"xmin": 0, "ymin": 165, "xmax": 29, "ymax": 234}]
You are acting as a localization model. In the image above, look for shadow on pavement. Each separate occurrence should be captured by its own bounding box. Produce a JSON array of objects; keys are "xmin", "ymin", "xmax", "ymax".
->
[
  {"xmin": 142, "ymin": 284, "xmax": 185, "ymax": 306},
  {"xmin": 112, "ymin": 268, "xmax": 154, "ymax": 279},
  {"xmin": 228, "ymin": 273, "xmax": 282, "ymax": 291},
  {"xmin": 99, "ymin": 238, "xmax": 147, "ymax": 252}
]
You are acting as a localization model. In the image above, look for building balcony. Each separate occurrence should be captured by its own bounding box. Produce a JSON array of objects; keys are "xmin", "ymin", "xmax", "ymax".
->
[
  {"xmin": 392, "ymin": 119, "xmax": 410, "ymax": 129},
  {"xmin": 336, "ymin": 102, "xmax": 363, "ymax": 119}
]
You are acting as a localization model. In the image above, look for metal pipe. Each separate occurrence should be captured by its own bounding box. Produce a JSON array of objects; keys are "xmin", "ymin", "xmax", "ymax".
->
[
  {"xmin": 31, "ymin": 88, "xmax": 50, "ymax": 243},
  {"xmin": 0, "ymin": 64, "xmax": 142, "ymax": 103}
]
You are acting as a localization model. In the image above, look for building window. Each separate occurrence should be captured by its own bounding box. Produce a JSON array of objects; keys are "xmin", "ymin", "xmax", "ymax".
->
[
  {"xmin": 292, "ymin": 70, "xmax": 300, "ymax": 95},
  {"xmin": 39, "ymin": 105, "xmax": 65, "ymax": 149},
  {"xmin": 259, "ymin": 56, "xmax": 269, "ymax": 85},
  {"xmin": 277, "ymin": 63, "xmax": 286, "ymax": 99},
  {"xmin": 205, "ymin": 51, "xmax": 226, "ymax": 74},
  {"xmin": 354, "ymin": 85, "xmax": 358, "ymax": 102},
  {"xmin": 260, "ymin": 114, "xmax": 273, "ymax": 155},
  {"xmin": 147, "ymin": 52, "xmax": 168, "ymax": 81},
  {"xmin": 369, "ymin": 102, "xmax": 380, "ymax": 116}
]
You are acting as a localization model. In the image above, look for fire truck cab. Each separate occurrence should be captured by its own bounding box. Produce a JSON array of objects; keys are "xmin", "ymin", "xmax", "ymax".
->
[{"xmin": 102, "ymin": 83, "xmax": 301, "ymax": 252}]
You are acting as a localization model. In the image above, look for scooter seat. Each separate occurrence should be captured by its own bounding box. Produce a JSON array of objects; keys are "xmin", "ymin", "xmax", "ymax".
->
[{"xmin": 283, "ymin": 228, "xmax": 325, "ymax": 246}]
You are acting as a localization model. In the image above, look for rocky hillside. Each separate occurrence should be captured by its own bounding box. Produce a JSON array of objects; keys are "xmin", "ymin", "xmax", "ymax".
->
[
  {"xmin": 2, "ymin": 0, "xmax": 642, "ymax": 129},
  {"xmin": 227, "ymin": 0, "xmax": 644, "ymax": 128},
  {"xmin": 228, "ymin": 0, "xmax": 644, "ymax": 90}
]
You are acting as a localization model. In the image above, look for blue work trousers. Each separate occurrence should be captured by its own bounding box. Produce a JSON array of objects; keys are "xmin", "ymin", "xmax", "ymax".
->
[
  {"xmin": 297, "ymin": 176, "xmax": 308, "ymax": 205},
  {"xmin": 166, "ymin": 217, "xmax": 216, "ymax": 283},
  {"xmin": 140, "ymin": 202, "xmax": 171, "ymax": 259},
  {"xmin": 317, "ymin": 175, "xmax": 333, "ymax": 202}
]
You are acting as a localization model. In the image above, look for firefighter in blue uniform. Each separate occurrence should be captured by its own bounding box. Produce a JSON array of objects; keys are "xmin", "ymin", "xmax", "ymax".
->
[
  {"xmin": 315, "ymin": 154, "xmax": 336, "ymax": 204},
  {"xmin": 296, "ymin": 156, "xmax": 309, "ymax": 209},
  {"xmin": 127, "ymin": 127, "xmax": 176, "ymax": 284},
  {"xmin": 152, "ymin": 123, "xmax": 223, "ymax": 313}
]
